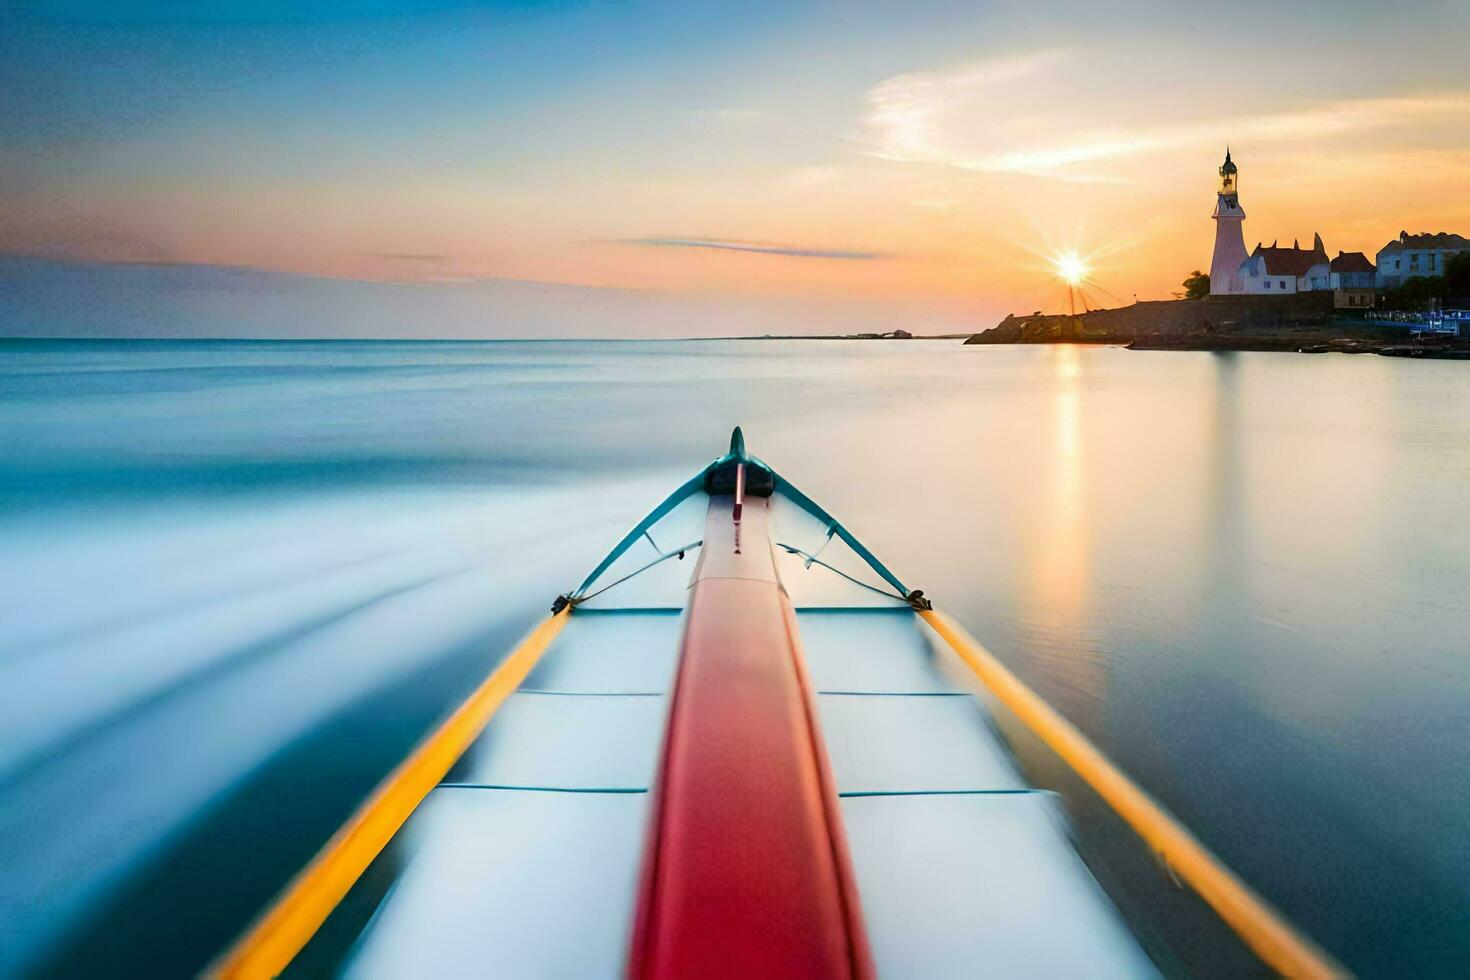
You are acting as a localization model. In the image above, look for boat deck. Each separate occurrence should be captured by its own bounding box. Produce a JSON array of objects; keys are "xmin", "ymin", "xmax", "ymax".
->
[
  {"xmin": 218, "ymin": 434, "xmax": 1337, "ymax": 979},
  {"xmin": 340, "ymin": 604, "xmax": 1153, "ymax": 977}
]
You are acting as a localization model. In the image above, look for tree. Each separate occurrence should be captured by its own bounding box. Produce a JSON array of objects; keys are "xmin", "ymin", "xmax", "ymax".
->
[
  {"xmin": 1445, "ymin": 251, "xmax": 1470, "ymax": 297},
  {"xmin": 1381, "ymin": 274, "xmax": 1446, "ymax": 311},
  {"xmin": 1380, "ymin": 253, "xmax": 1470, "ymax": 310},
  {"xmin": 1182, "ymin": 270, "xmax": 1210, "ymax": 300}
]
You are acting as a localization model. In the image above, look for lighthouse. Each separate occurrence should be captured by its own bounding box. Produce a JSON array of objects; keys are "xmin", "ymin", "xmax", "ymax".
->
[{"xmin": 1209, "ymin": 148, "xmax": 1248, "ymax": 295}]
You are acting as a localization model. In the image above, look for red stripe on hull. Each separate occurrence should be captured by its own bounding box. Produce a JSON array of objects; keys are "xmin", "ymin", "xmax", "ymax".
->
[{"xmin": 629, "ymin": 498, "xmax": 873, "ymax": 980}]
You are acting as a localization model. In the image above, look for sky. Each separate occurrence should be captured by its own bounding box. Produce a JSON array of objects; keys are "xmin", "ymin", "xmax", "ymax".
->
[{"xmin": 3, "ymin": 0, "xmax": 1470, "ymax": 335}]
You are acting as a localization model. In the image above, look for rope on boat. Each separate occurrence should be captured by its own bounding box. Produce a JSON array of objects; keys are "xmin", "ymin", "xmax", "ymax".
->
[
  {"xmin": 573, "ymin": 473, "xmax": 706, "ymax": 597},
  {"xmin": 802, "ymin": 524, "xmax": 838, "ymax": 566},
  {"xmin": 917, "ymin": 607, "xmax": 1346, "ymax": 980},
  {"xmin": 775, "ymin": 542, "xmax": 908, "ymax": 602},
  {"xmin": 776, "ymin": 542, "xmax": 932, "ymax": 611},
  {"xmin": 772, "ymin": 478, "xmax": 912, "ymax": 599},
  {"xmin": 206, "ymin": 609, "xmax": 571, "ymax": 980},
  {"xmin": 570, "ymin": 433, "xmax": 915, "ymax": 608},
  {"xmin": 556, "ymin": 540, "xmax": 702, "ymax": 611}
]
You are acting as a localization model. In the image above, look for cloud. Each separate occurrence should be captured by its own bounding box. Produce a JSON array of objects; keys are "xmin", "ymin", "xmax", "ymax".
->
[
  {"xmin": 863, "ymin": 49, "xmax": 1070, "ymax": 168},
  {"xmin": 622, "ymin": 238, "xmax": 886, "ymax": 260},
  {"xmin": 861, "ymin": 51, "xmax": 1470, "ymax": 180},
  {"xmin": 373, "ymin": 253, "xmax": 451, "ymax": 264},
  {"xmin": 981, "ymin": 95, "xmax": 1470, "ymax": 174}
]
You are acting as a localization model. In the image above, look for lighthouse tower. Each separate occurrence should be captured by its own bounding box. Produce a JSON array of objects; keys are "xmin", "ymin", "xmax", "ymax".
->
[{"xmin": 1209, "ymin": 148, "xmax": 1248, "ymax": 295}]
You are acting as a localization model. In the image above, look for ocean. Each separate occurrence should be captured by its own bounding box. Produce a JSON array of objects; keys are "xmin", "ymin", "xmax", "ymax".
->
[{"xmin": 2, "ymin": 339, "xmax": 1467, "ymax": 976}]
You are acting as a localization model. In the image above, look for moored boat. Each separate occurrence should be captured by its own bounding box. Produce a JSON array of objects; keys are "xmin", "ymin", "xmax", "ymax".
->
[{"xmin": 211, "ymin": 429, "xmax": 1341, "ymax": 979}]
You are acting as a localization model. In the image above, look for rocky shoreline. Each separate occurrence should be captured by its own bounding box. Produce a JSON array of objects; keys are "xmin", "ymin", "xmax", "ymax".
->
[{"xmin": 963, "ymin": 294, "xmax": 1469, "ymax": 358}]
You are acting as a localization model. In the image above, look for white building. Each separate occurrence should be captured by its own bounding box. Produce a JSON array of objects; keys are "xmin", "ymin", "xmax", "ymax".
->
[
  {"xmin": 1238, "ymin": 235, "xmax": 1328, "ymax": 294},
  {"xmin": 1375, "ymin": 232, "xmax": 1470, "ymax": 288},
  {"xmin": 1208, "ymin": 149, "xmax": 1249, "ymax": 295}
]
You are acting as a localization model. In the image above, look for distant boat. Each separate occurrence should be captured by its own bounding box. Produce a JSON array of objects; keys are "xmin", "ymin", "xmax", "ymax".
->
[{"xmin": 211, "ymin": 429, "xmax": 1341, "ymax": 979}]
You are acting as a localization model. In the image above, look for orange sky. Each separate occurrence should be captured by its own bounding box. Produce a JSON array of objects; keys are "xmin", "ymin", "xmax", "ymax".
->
[{"xmin": 4, "ymin": 2, "xmax": 1469, "ymax": 329}]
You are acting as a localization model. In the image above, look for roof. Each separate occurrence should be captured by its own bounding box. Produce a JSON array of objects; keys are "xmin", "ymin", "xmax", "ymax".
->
[
  {"xmin": 1379, "ymin": 231, "xmax": 1470, "ymax": 253},
  {"xmin": 1250, "ymin": 242, "xmax": 1327, "ymax": 277},
  {"xmin": 1330, "ymin": 251, "xmax": 1375, "ymax": 274}
]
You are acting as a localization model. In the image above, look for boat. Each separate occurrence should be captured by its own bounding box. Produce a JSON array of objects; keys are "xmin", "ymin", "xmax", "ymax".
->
[{"xmin": 210, "ymin": 428, "xmax": 1341, "ymax": 979}]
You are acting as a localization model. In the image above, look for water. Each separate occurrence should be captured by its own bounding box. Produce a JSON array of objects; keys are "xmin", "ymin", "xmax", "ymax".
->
[{"xmin": 1, "ymin": 339, "xmax": 1467, "ymax": 976}]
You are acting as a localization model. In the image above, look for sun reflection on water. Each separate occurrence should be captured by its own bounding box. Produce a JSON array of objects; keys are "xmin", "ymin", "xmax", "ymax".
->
[
  {"xmin": 1028, "ymin": 345, "xmax": 1088, "ymax": 619},
  {"xmin": 1016, "ymin": 344, "xmax": 1107, "ymax": 723}
]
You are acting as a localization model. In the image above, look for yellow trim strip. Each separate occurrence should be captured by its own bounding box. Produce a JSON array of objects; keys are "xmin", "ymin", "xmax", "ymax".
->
[
  {"xmin": 918, "ymin": 608, "xmax": 1345, "ymax": 980},
  {"xmin": 208, "ymin": 608, "xmax": 570, "ymax": 979}
]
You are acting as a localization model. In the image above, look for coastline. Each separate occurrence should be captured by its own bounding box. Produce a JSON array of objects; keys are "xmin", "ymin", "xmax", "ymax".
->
[
  {"xmin": 962, "ymin": 294, "xmax": 1468, "ymax": 358},
  {"xmin": 1125, "ymin": 336, "xmax": 1470, "ymax": 358}
]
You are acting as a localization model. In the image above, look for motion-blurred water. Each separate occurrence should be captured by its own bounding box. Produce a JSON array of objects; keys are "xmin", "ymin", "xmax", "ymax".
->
[{"xmin": 2, "ymin": 339, "xmax": 1467, "ymax": 976}]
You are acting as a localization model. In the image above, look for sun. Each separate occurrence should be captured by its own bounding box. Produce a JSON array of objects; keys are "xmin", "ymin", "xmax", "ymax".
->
[{"xmin": 1054, "ymin": 252, "xmax": 1089, "ymax": 286}]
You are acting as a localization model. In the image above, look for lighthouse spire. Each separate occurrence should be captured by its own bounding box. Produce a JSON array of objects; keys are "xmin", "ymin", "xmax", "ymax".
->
[{"xmin": 1209, "ymin": 145, "xmax": 1248, "ymax": 294}]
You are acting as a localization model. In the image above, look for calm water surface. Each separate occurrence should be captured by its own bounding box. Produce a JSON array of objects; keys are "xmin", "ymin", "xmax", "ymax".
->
[{"xmin": 1, "ymin": 340, "xmax": 1467, "ymax": 976}]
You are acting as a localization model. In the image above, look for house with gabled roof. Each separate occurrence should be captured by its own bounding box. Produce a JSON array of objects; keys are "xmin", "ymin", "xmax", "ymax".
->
[
  {"xmin": 1238, "ymin": 234, "xmax": 1329, "ymax": 294},
  {"xmin": 1329, "ymin": 251, "xmax": 1376, "ymax": 309}
]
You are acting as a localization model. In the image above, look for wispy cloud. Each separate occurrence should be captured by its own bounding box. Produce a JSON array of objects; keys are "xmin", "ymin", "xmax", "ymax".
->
[
  {"xmin": 862, "ymin": 51, "xmax": 1470, "ymax": 180},
  {"xmin": 373, "ymin": 252, "xmax": 452, "ymax": 264},
  {"xmin": 863, "ymin": 49, "xmax": 1069, "ymax": 168},
  {"xmin": 622, "ymin": 238, "xmax": 887, "ymax": 260},
  {"xmin": 981, "ymin": 95, "xmax": 1470, "ymax": 174}
]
